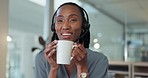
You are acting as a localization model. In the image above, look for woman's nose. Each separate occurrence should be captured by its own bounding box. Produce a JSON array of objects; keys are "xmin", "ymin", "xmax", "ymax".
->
[{"xmin": 62, "ymin": 22, "xmax": 71, "ymax": 30}]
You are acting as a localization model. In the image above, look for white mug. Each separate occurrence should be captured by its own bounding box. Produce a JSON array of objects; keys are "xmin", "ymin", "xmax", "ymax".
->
[{"xmin": 56, "ymin": 40, "xmax": 74, "ymax": 64}]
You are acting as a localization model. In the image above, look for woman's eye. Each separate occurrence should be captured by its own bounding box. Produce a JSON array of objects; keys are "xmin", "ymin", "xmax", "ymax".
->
[
  {"xmin": 69, "ymin": 18, "xmax": 77, "ymax": 23},
  {"xmin": 57, "ymin": 19, "xmax": 64, "ymax": 23}
]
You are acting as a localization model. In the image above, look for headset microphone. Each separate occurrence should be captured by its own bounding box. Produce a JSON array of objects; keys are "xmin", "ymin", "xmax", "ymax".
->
[{"xmin": 74, "ymin": 30, "xmax": 88, "ymax": 43}]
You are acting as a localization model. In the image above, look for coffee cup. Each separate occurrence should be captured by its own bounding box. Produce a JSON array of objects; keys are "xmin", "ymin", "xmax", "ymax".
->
[{"xmin": 56, "ymin": 40, "xmax": 74, "ymax": 64}]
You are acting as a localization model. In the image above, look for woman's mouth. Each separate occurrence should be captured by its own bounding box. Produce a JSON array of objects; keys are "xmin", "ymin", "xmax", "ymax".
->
[{"xmin": 61, "ymin": 33, "xmax": 73, "ymax": 39}]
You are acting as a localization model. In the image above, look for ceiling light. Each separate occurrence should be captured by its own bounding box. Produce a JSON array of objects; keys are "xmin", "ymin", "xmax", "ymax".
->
[
  {"xmin": 7, "ymin": 35, "xmax": 12, "ymax": 42},
  {"xmin": 93, "ymin": 38, "xmax": 98, "ymax": 43},
  {"xmin": 94, "ymin": 43, "xmax": 100, "ymax": 49}
]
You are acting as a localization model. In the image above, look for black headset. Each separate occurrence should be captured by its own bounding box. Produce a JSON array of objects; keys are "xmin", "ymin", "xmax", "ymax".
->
[{"xmin": 50, "ymin": 2, "xmax": 90, "ymax": 33}]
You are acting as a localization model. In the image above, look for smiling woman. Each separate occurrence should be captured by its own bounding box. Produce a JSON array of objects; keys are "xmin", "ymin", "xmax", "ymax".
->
[{"xmin": 35, "ymin": 2, "xmax": 109, "ymax": 78}]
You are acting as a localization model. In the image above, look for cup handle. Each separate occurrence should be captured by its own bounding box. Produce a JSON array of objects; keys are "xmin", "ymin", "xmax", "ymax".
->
[
  {"xmin": 70, "ymin": 57, "xmax": 73, "ymax": 60},
  {"xmin": 70, "ymin": 45, "xmax": 78, "ymax": 60}
]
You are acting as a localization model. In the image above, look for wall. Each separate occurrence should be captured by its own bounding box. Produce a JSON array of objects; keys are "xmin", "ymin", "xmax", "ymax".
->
[
  {"xmin": 0, "ymin": 0, "xmax": 8, "ymax": 78},
  {"xmin": 88, "ymin": 7, "xmax": 124, "ymax": 61},
  {"xmin": 7, "ymin": 0, "xmax": 54, "ymax": 78}
]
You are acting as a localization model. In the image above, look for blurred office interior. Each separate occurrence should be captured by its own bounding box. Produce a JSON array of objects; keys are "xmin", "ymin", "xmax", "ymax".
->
[{"xmin": 1, "ymin": 0, "xmax": 148, "ymax": 78}]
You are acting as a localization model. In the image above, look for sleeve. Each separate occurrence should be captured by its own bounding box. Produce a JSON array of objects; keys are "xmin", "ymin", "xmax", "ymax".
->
[
  {"xmin": 96, "ymin": 55, "xmax": 109, "ymax": 78},
  {"xmin": 35, "ymin": 51, "xmax": 48, "ymax": 78},
  {"xmin": 89, "ymin": 52, "xmax": 109, "ymax": 78}
]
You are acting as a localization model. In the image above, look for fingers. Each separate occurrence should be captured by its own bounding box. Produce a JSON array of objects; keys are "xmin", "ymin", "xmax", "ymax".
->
[
  {"xmin": 47, "ymin": 49, "xmax": 56, "ymax": 57},
  {"xmin": 72, "ymin": 44, "xmax": 87, "ymax": 61},
  {"xmin": 45, "ymin": 40, "xmax": 57, "ymax": 53},
  {"xmin": 44, "ymin": 40, "xmax": 57, "ymax": 61}
]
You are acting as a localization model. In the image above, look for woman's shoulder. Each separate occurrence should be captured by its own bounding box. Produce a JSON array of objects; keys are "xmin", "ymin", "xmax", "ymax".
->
[
  {"xmin": 86, "ymin": 49, "xmax": 109, "ymax": 78},
  {"xmin": 36, "ymin": 49, "xmax": 44, "ymax": 56},
  {"xmin": 86, "ymin": 48, "xmax": 108, "ymax": 63},
  {"xmin": 87, "ymin": 49, "xmax": 107, "ymax": 58},
  {"xmin": 35, "ymin": 49, "xmax": 46, "ymax": 62}
]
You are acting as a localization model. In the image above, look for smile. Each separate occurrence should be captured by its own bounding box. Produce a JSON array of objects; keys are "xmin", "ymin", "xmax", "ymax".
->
[
  {"xmin": 61, "ymin": 32, "xmax": 73, "ymax": 39},
  {"xmin": 62, "ymin": 33, "xmax": 72, "ymax": 36}
]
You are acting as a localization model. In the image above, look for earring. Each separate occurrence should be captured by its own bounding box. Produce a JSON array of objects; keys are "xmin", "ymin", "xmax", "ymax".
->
[{"xmin": 82, "ymin": 29, "xmax": 84, "ymax": 33}]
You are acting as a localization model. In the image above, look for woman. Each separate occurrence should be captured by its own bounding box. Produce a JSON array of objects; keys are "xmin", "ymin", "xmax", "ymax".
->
[{"xmin": 35, "ymin": 2, "xmax": 109, "ymax": 78}]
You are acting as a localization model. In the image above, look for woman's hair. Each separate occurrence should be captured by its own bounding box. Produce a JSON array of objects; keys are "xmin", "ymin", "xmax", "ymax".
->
[{"xmin": 51, "ymin": 2, "xmax": 90, "ymax": 48}]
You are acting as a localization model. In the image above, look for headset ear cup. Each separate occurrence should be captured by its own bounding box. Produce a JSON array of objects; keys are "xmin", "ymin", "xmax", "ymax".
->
[
  {"xmin": 86, "ymin": 22, "xmax": 90, "ymax": 30},
  {"xmin": 51, "ymin": 23, "xmax": 55, "ymax": 32},
  {"xmin": 84, "ymin": 21, "xmax": 90, "ymax": 30}
]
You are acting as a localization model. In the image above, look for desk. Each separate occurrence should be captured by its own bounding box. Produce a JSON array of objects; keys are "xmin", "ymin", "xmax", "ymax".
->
[
  {"xmin": 132, "ymin": 62, "xmax": 148, "ymax": 78},
  {"xmin": 109, "ymin": 61, "xmax": 132, "ymax": 78}
]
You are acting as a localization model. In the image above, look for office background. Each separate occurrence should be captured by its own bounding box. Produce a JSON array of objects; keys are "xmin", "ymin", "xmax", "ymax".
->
[{"xmin": 1, "ymin": 0, "xmax": 148, "ymax": 78}]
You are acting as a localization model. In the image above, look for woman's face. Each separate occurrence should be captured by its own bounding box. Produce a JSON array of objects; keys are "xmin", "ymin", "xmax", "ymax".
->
[{"xmin": 55, "ymin": 5, "xmax": 82, "ymax": 41}]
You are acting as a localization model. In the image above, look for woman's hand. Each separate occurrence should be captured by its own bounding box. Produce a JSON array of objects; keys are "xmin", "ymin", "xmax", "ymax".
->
[
  {"xmin": 72, "ymin": 44, "xmax": 89, "ymax": 78},
  {"xmin": 72, "ymin": 43, "xmax": 87, "ymax": 67},
  {"xmin": 44, "ymin": 40, "xmax": 59, "ymax": 69}
]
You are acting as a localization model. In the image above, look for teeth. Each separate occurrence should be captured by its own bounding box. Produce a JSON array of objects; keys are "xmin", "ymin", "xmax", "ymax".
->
[{"xmin": 62, "ymin": 33, "xmax": 71, "ymax": 36}]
